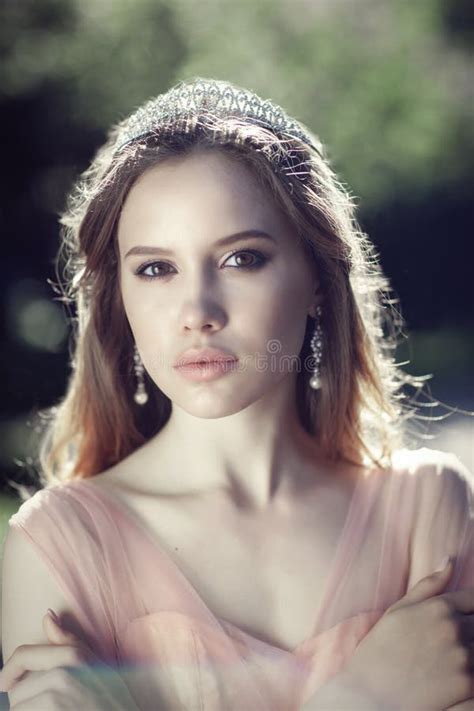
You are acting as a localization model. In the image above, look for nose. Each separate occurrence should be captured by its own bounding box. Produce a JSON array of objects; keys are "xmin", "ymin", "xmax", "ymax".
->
[
  {"xmin": 178, "ymin": 265, "xmax": 228, "ymax": 334},
  {"xmin": 180, "ymin": 296, "xmax": 227, "ymax": 334}
]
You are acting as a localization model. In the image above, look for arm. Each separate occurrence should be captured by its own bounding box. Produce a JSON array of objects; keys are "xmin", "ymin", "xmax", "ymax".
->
[
  {"xmin": 302, "ymin": 452, "xmax": 474, "ymax": 711},
  {"xmin": 1, "ymin": 524, "xmax": 139, "ymax": 709},
  {"xmin": 1, "ymin": 523, "xmax": 74, "ymax": 663},
  {"xmin": 406, "ymin": 451, "xmax": 474, "ymax": 593},
  {"xmin": 2, "ymin": 488, "xmax": 119, "ymax": 664}
]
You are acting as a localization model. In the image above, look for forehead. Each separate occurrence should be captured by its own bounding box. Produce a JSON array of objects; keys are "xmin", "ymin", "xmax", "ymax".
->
[{"xmin": 117, "ymin": 148, "xmax": 291, "ymax": 239}]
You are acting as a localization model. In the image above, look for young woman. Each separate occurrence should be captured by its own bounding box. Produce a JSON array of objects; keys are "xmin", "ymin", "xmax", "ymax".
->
[{"xmin": 1, "ymin": 77, "xmax": 473, "ymax": 710}]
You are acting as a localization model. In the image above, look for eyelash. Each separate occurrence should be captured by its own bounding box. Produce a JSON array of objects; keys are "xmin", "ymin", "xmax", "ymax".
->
[{"xmin": 135, "ymin": 249, "xmax": 269, "ymax": 281}]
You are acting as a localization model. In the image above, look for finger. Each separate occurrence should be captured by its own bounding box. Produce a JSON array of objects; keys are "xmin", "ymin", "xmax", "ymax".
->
[
  {"xmin": 445, "ymin": 700, "xmax": 474, "ymax": 710},
  {"xmin": 426, "ymin": 587, "xmax": 474, "ymax": 615},
  {"xmin": 8, "ymin": 668, "xmax": 83, "ymax": 709},
  {"xmin": 391, "ymin": 558, "xmax": 455, "ymax": 612},
  {"xmin": 9, "ymin": 689, "xmax": 45, "ymax": 711},
  {"xmin": 0, "ymin": 644, "xmax": 92, "ymax": 692},
  {"xmin": 442, "ymin": 588, "xmax": 474, "ymax": 614},
  {"xmin": 43, "ymin": 610, "xmax": 86, "ymax": 642},
  {"xmin": 458, "ymin": 614, "xmax": 474, "ymax": 645},
  {"xmin": 43, "ymin": 612, "xmax": 83, "ymax": 646},
  {"xmin": 9, "ymin": 688, "xmax": 73, "ymax": 711},
  {"xmin": 9, "ymin": 666, "xmax": 129, "ymax": 710}
]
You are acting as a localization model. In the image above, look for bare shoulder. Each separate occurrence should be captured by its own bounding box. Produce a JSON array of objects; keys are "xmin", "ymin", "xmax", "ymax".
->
[
  {"xmin": 396, "ymin": 447, "xmax": 473, "ymax": 586},
  {"xmin": 390, "ymin": 446, "xmax": 473, "ymax": 503},
  {"xmin": 90, "ymin": 439, "xmax": 186, "ymax": 499},
  {"xmin": 391, "ymin": 445, "xmax": 471, "ymax": 475}
]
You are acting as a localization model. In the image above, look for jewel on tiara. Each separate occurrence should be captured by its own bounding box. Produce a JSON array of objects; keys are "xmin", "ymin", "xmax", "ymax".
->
[{"xmin": 115, "ymin": 77, "xmax": 318, "ymax": 154}]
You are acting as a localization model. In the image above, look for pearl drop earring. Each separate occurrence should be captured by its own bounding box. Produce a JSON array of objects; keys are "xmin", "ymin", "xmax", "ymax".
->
[
  {"xmin": 133, "ymin": 344, "xmax": 149, "ymax": 405},
  {"xmin": 309, "ymin": 305, "xmax": 323, "ymax": 390}
]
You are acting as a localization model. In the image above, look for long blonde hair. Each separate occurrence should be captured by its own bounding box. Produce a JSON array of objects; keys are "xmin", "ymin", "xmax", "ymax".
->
[{"xmin": 35, "ymin": 78, "xmax": 429, "ymax": 486}]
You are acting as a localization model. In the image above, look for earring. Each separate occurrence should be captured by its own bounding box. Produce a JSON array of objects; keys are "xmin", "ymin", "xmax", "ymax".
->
[
  {"xmin": 133, "ymin": 344, "xmax": 149, "ymax": 405},
  {"xmin": 309, "ymin": 305, "xmax": 323, "ymax": 390}
]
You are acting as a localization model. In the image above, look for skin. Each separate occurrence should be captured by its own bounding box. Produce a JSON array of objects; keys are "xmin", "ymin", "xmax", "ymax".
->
[
  {"xmin": 117, "ymin": 147, "xmax": 327, "ymax": 512},
  {"xmin": 3, "ymin": 562, "xmax": 473, "ymax": 709},
  {"xmin": 0, "ymin": 613, "xmax": 138, "ymax": 707},
  {"xmin": 3, "ymin": 148, "xmax": 473, "ymax": 710}
]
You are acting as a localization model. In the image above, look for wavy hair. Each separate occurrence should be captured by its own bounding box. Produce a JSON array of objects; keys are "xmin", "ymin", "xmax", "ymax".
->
[{"xmin": 34, "ymin": 77, "xmax": 431, "ymax": 486}]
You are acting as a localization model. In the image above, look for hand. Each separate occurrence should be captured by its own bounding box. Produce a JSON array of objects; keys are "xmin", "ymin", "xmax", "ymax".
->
[
  {"xmin": 299, "ymin": 666, "xmax": 388, "ymax": 710},
  {"xmin": 0, "ymin": 610, "xmax": 138, "ymax": 709},
  {"xmin": 342, "ymin": 557, "xmax": 474, "ymax": 711}
]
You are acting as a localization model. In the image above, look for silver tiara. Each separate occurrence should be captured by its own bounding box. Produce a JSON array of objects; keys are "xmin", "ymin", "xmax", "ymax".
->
[{"xmin": 114, "ymin": 77, "xmax": 318, "ymax": 154}]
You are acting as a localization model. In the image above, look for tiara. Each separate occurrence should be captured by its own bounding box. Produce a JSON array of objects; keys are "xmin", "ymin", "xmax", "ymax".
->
[{"xmin": 114, "ymin": 77, "xmax": 318, "ymax": 153}]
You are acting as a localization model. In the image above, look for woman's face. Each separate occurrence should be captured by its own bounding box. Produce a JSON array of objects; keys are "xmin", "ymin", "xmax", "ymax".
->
[{"xmin": 117, "ymin": 148, "xmax": 320, "ymax": 417}]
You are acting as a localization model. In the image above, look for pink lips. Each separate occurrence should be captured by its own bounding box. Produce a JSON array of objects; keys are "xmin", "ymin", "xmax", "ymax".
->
[
  {"xmin": 174, "ymin": 346, "xmax": 237, "ymax": 368},
  {"xmin": 174, "ymin": 347, "xmax": 238, "ymax": 382}
]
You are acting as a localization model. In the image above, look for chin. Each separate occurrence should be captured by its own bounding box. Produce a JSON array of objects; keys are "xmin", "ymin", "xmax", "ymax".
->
[
  {"xmin": 157, "ymin": 371, "xmax": 278, "ymax": 415},
  {"xmin": 176, "ymin": 392, "xmax": 251, "ymax": 418},
  {"xmin": 170, "ymin": 385, "xmax": 267, "ymax": 419}
]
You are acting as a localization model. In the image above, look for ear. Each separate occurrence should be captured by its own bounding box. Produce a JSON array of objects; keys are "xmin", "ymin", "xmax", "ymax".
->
[
  {"xmin": 307, "ymin": 291, "xmax": 324, "ymax": 319},
  {"xmin": 306, "ymin": 264, "xmax": 323, "ymax": 318}
]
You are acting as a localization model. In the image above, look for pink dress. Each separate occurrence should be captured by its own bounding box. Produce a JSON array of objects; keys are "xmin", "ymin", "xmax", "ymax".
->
[{"xmin": 8, "ymin": 447, "xmax": 474, "ymax": 710}]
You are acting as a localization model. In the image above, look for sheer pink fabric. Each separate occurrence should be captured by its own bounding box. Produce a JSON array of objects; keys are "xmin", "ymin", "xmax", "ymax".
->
[{"xmin": 8, "ymin": 447, "xmax": 474, "ymax": 710}]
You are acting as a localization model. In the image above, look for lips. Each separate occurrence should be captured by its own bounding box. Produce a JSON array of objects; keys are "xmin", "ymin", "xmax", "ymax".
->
[{"xmin": 174, "ymin": 346, "xmax": 237, "ymax": 368}]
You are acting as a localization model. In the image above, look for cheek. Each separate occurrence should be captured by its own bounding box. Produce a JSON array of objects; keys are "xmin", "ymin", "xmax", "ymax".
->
[
  {"xmin": 257, "ymin": 273, "xmax": 309, "ymax": 329},
  {"xmin": 120, "ymin": 279, "xmax": 162, "ymax": 346},
  {"xmin": 121, "ymin": 271, "xmax": 163, "ymax": 315},
  {"xmin": 244, "ymin": 283, "xmax": 310, "ymax": 367}
]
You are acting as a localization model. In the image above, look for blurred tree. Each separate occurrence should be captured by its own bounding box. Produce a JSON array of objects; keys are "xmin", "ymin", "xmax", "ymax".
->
[
  {"xmin": 172, "ymin": 0, "xmax": 473, "ymax": 208},
  {"xmin": 0, "ymin": 0, "xmax": 472, "ymax": 486},
  {"xmin": 1, "ymin": 0, "xmax": 186, "ymax": 126},
  {"xmin": 440, "ymin": 0, "xmax": 474, "ymax": 48}
]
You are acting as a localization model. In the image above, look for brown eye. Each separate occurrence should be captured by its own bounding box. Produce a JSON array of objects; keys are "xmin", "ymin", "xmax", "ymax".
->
[
  {"xmin": 224, "ymin": 250, "xmax": 268, "ymax": 270},
  {"xmin": 137, "ymin": 262, "xmax": 175, "ymax": 279},
  {"xmin": 135, "ymin": 249, "xmax": 269, "ymax": 281}
]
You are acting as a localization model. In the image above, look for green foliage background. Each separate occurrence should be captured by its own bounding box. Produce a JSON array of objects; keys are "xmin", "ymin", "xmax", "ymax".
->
[
  {"xmin": 0, "ymin": 0, "xmax": 472, "ymax": 493},
  {"xmin": 2, "ymin": 0, "xmax": 472, "ymax": 206}
]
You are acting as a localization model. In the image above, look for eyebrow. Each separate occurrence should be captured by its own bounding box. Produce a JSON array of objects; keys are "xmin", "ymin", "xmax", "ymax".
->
[{"xmin": 124, "ymin": 230, "xmax": 277, "ymax": 258}]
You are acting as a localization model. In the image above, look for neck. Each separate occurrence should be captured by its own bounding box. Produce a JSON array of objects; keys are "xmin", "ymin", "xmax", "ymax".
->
[{"xmin": 141, "ymin": 375, "xmax": 328, "ymax": 511}]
